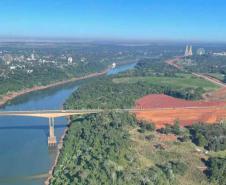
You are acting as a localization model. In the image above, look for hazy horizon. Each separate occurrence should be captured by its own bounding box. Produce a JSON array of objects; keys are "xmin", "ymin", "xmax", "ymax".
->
[{"xmin": 1, "ymin": 36, "xmax": 226, "ymax": 45}]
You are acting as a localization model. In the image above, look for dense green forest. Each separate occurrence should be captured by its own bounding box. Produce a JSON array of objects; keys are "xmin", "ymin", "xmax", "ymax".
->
[
  {"xmin": 118, "ymin": 57, "xmax": 180, "ymax": 78},
  {"xmin": 51, "ymin": 112, "xmax": 188, "ymax": 185}
]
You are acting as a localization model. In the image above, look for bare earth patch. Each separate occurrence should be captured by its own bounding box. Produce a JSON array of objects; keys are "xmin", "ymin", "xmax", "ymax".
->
[{"xmin": 134, "ymin": 94, "xmax": 226, "ymax": 128}]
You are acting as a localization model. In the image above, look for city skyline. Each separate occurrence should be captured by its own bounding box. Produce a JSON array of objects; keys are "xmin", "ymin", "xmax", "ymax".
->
[{"xmin": 0, "ymin": 0, "xmax": 226, "ymax": 42}]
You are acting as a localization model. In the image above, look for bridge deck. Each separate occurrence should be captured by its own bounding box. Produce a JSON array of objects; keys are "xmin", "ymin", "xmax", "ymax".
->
[{"xmin": 0, "ymin": 107, "xmax": 226, "ymax": 118}]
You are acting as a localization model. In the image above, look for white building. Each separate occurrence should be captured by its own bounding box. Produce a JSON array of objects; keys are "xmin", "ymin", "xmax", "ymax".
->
[
  {"xmin": 197, "ymin": 48, "xmax": 205, "ymax": 56},
  {"xmin": 10, "ymin": 66, "xmax": 16, "ymax": 70},
  {"xmin": 112, "ymin": 62, "xmax": 116, "ymax": 68},
  {"xmin": 68, "ymin": 57, "xmax": 73, "ymax": 64},
  {"xmin": 31, "ymin": 53, "xmax": 35, "ymax": 60},
  {"xmin": 80, "ymin": 57, "xmax": 86, "ymax": 62}
]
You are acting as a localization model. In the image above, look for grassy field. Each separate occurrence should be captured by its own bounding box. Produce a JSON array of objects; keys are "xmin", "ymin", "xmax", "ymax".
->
[
  {"xmin": 113, "ymin": 74, "xmax": 220, "ymax": 92},
  {"xmin": 129, "ymin": 126, "xmax": 212, "ymax": 185}
]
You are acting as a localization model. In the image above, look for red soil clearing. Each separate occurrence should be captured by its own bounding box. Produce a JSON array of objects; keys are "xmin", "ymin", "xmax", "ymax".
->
[{"xmin": 134, "ymin": 94, "xmax": 226, "ymax": 128}]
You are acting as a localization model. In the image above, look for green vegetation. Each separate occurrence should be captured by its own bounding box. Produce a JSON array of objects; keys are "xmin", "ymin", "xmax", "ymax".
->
[
  {"xmin": 159, "ymin": 121, "xmax": 181, "ymax": 136},
  {"xmin": 51, "ymin": 112, "xmax": 190, "ymax": 185},
  {"xmin": 138, "ymin": 120, "xmax": 156, "ymax": 133},
  {"xmin": 51, "ymin": 112, "xmax": 137, "ymax": 185},
  {"xmin": 118, "ymin": 57, "xmax": 180, "ymax": 77},
  {"xmin": 188, "ymin": 123, "xmax": 226, "ymax": 151},
  {"xmin": 113, "ymin": 74, "xmax": 219, "ymax": 92},
  {"xmin": 206, "ymin": 157, "xmax": 226, "ymax": 185}
]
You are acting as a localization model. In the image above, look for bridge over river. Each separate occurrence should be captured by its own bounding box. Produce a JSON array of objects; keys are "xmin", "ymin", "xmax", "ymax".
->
[
  {"xmin": 0, "ymin": 109, "xmax": 149, "ymax": 146},
  {"xmin": 1, "ymin": 107, "xmax": 226, "ymax": 146}
]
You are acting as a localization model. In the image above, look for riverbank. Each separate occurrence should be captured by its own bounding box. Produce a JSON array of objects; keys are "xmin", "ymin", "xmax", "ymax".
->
[
  {"xmin": 44, "ymin": 121, "xmax": 70, "ymax": 185},
  {"xmin": 0, "ymin": 67, "xmax": 110, "ymax": 108}
]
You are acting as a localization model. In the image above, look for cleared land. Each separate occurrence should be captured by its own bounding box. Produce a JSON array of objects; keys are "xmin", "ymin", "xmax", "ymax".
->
[{"xmin": 134, "ymin": 94, "xmax": 226, "ymax": 128}]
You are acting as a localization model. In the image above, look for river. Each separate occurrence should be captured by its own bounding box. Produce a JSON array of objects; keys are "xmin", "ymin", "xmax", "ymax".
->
[{"xmin": 0, "ymin": 62, "xmax": 136, "ymax": 185}]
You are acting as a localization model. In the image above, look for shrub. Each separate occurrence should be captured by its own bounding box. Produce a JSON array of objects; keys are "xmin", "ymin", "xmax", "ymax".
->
[{"xmin": 138, "ymin": 120, "xmax": 156, "ymax": 132}]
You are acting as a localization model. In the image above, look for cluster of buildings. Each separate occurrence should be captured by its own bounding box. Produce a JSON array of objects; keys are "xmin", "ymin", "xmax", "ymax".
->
[
  {"xmin": 185, "ymin": 45, "xmax": 226, "ymax": 57},
  {"xmin": 184, "ymin": 45, "xmax": 206, "ymax": 57},
  {"xmin": 0, "ymin": 50, "xmax": 77, "ymax": 78},
  {"xmin": 0, "ymin": 50, "xmax": 77, "ymax": 65}
]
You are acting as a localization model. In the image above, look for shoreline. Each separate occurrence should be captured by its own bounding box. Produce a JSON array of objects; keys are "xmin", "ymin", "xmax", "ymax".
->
[
  {"xmin": 44, "ymin": 120, "xmax": 70, "ymax": 185},
  {"xmin": 0, "ymin": 67, "xmax": 110, "ymax": 108}
]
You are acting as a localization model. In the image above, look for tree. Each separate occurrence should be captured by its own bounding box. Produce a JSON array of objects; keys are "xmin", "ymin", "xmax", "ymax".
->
[
  {"xmin": 171, "ymin": 120, "xmax": 181, "ymax": 135},
  {"xmin": 196, "ymin": 133, "xmax": 207, "ymax": 147},
  {"xmin": 138, "ymin": 120, "xmax": 156, "ymax": 132}
]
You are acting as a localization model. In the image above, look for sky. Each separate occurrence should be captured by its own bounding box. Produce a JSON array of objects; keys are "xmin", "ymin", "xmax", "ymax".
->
[{"xmin": 0, "ymin": 0, "xmax": 226, "ymax": 42}]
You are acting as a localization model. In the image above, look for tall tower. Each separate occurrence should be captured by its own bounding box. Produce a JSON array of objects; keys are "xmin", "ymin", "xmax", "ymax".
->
[
  {"xmin": 31, "ymin": 49, "xmax": 35, "ymax": 60},
  {"xmin": 188, "ymin": 45, "xmax": 193, "ymax": 56},
  {"xmin": 185, "ymin": 45, "xmax": 189, "ymax": 57}
]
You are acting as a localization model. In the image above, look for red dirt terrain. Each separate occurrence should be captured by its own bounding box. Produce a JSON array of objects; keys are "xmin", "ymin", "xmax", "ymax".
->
[{"xmin": 134, "ymin": 94, "xmax": 226, "ymax": 128}]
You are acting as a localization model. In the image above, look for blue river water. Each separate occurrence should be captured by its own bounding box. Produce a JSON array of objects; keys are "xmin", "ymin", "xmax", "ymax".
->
[{"xmin": 0, "ymin": 63, "xmax": 135, "ymax": 185}]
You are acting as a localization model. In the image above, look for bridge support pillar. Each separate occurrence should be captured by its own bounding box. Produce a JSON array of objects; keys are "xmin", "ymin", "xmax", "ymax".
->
[{"xmin": 48, "ymin": 117, "xmax": 56, "ymax": 146}]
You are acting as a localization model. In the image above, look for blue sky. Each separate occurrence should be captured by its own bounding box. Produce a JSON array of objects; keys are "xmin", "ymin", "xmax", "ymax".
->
[{"xmin": 0, "ymin": 0, "xmax": 225, "ymax": 41}]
